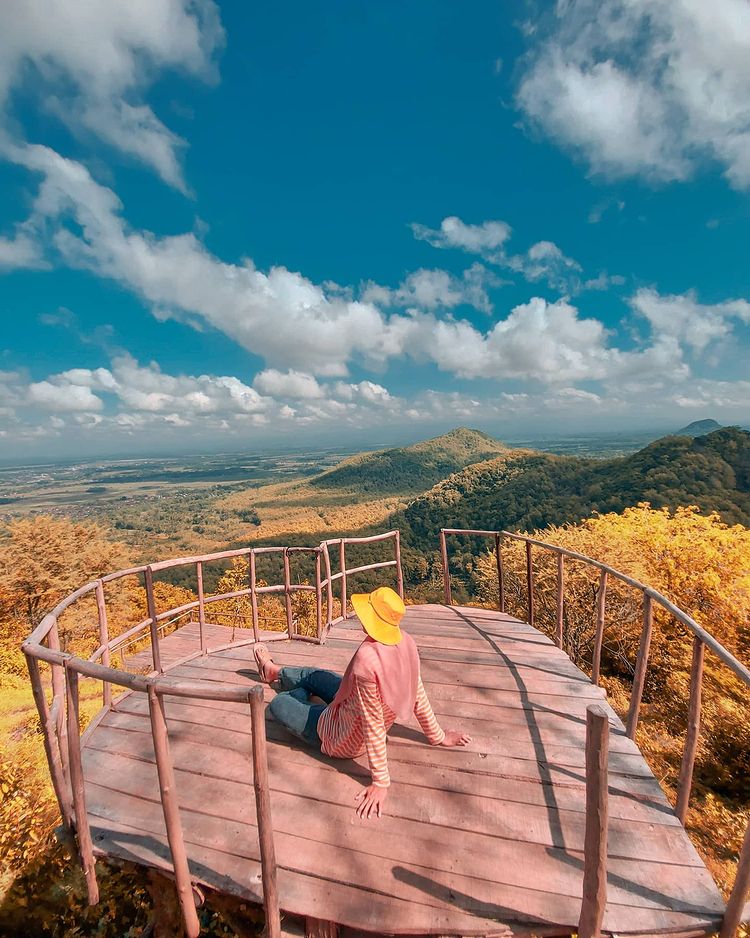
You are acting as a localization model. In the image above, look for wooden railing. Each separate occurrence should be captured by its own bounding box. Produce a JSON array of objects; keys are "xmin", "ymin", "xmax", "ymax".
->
[
  {"xmin": 21, "ymin": 531, "xmax": 403, "ymax": 938},
  {"xmin": 440, "ymin": 527, "xmax": 750, "ymax": 938}
]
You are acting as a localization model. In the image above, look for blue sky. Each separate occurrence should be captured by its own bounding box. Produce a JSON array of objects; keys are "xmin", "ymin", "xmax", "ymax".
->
[{"xmin": 1, "ymin": 0, "xmax": 750, "ymax": 458}]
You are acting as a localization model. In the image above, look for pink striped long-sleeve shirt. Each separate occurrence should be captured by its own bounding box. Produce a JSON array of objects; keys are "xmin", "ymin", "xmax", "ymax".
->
[{"xmin": 318, "ymin": 675, "xmax": 445, "ymax": 787}]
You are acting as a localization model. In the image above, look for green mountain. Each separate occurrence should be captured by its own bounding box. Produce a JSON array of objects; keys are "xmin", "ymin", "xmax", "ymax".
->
[
  {"xmin": 399, "ymin": 427, "xmax": 750, "ymax": 544},
  {"xmin": 311, "ymin": 427, "xmax": 514, "ymax": 495},
  {"xmin": 677, "ymin": 419, "xmax": 722, "ymax": 437}
]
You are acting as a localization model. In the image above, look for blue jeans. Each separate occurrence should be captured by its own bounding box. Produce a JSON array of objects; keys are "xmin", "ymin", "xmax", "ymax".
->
[{"xmin": 268, "ymin": 667, "xmax": 342, "ymax": 748}]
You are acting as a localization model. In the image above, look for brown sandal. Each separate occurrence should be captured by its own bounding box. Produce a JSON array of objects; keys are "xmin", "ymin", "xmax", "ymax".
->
[{"xmin": 253, "ymin": 643, "xmax": 274, "ymax": 683}]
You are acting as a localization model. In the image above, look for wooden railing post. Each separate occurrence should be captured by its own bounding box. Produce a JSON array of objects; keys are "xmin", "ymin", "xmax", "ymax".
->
[
  {"xmin": 555, "ymin": 553, "xmax": 564, "ymax": 649},
  {"xmin": 526, "ymin": 540, "xmax": 534, "ymax": 628},
  {"xmin": 283, "ymin": 548, "xmax": 294, "ymax": 637},
  {"xmin": 95, "ymin": 580, "xmax": 111, "ymax": 708},
  {"xmin": 249, "ymin": 551, "xmax": 260, "ymax": 643},
  {"xmin": 591, "ymin": 570, "xmax": 607, "ymax": 686},
  {"xmin": 196, "ymin": 561, "xmax": 207, "ymax": 654},
  {"xmin": 64, "ymin": 663, "xmax": 99, "ymax": 905},
  {"xmin": 144, "ymin": 566, "xmax": 162, "ymax": 673},
  {"xmin": 626, "ymin": 593, "xmax": 653, "ymax": 739},
  {"xmin": 394, "ymin": 531, "xmax": 404, "ymax": 600},
  {"xmin": 676, "ymin": 635, "xmax": 705, "ymax": 823},
  {"xmin": 323, "ymin": 543, "xmax": 333, "ymax": 628},
  {"xmin": 339, "ymin": 540, "xmax": 347, "ymax": 620},
  {"xmin": 578, "ymin": 704, "xmax": 609, "ymax": 938},
  {"xmin": 314, "ymin": 550, "xmax": 323, "ymax": 641},
  {"xmin": 440, "ymin": 530, "xmax": 452, "ymax": 606},
  {"xmin": 249, "ymin": 685, "xmax": 281, "ymax": 938},
  {"xmin": 25, "ymin": 653, "xmax": 73, "ymax": 826},
  {"xmin": 494, "ymin": 534, "xmax": 505, "ymax": 614},
  {"xmin": 48, "ymin": 619, "xmax": 69, "ymax": 783},
  {"xmin": 148, "ymin": 686, "xmax": 200, "ymax": 938},
  {"xmin": 720, "ymin": 820, "xmax": 750, "ymax": 937}
]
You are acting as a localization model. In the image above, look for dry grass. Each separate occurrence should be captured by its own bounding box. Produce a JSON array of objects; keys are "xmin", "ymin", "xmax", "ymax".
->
[{"xmin": 218, "ymin": 478, "xmax": 407, "ymax": 539}]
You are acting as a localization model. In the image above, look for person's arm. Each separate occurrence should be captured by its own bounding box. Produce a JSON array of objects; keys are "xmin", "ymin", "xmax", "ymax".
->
[
  {"xmin": 353, "ymin": 676, "xmax": 390, "ymax": 818},
  {"xmin": 413, "ymin": 675, "xmax": 446, "ymax": 744},
  {"xmin": 415, "ymin": 675, "xmax": 472, "ymax": 748}
]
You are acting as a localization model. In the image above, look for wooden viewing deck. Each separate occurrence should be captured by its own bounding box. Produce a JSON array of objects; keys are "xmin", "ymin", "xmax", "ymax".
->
[{"xmin": 22, "ymin": 529, "xmax": 750, "ymax": 937}]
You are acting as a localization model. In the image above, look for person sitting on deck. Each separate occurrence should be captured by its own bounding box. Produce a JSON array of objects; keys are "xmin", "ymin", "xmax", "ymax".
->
[{"xmin": 253, "ymin": 586, "xmax": 472, "ymax": 819}]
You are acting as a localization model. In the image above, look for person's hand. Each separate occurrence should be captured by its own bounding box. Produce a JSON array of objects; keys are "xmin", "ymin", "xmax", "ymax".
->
[
  {"xmin": 354, "ymin": 784, "xmax": 388, "ymax": 819},
  {"xmin": 439, "ymin": 729, "xmax": 472, "ymax": 747}
]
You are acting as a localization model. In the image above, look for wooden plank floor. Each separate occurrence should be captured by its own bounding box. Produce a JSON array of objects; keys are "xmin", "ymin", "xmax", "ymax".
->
[{"xmin": 83, "ymin": 605, "xmax": 726, "ymax": 937}]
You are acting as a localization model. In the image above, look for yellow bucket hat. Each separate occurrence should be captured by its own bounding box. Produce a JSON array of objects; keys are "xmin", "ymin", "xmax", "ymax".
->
[{"xmin": 351, "ymin": 586, "xmax": 405, "ymax": 645}]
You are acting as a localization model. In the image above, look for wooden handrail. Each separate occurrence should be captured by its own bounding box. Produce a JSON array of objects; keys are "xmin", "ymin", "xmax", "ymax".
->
[{"xmin": 440, "ymin": 525, "xmax": 750, "ymax": 933}]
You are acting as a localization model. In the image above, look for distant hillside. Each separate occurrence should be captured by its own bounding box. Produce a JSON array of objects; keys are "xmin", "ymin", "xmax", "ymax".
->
[
  {"xmin": 311, "ymin": 428, "xmax": 514, "ymax": 495},
  {"xmin": 677, "ymin": 419, "xmax": 722, "ymax": 437},
  {"xmin": 399, "ymin": 427, "xmax": 750, "ymax": 543}
]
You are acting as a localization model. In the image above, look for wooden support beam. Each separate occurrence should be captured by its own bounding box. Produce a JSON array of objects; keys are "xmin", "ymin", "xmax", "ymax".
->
[
  {"xmin": 578, "ymin": 704, "xmax": 609, "ymax": 938},
  {"xmin": 249, "ymin": 551, "xmax": 260, "ymax": 643},
  {"xmin": 525, "ymin": 541, "xmax": 534, "ymax": 628},
  {"xmin": 440, "ymin": 531, "xmax": 452, "ymax": 606},
  {"xmin": 339, "ymin": 540, "xmax": 347, "ymax": 621},
  {"xmin": 323, "ymin": 544, "xmax": 333, "ymax": 628},
  {"xmin": 47, "ymin": 619, "xmax": 69, "ymax": 783},
  {"xmin": 494, "ymin": 533, "xmax": 505, "ymax": 614},
  {"xmin": 25, "ymin": 653, "xmax": 73, "ymax": 827},
  {"xmin": 720, "ymin": 818, "xmax": 750, "ymax": 937},
  {"xmin": 676, "ymin": 635, "xmax": 705, "ymax": 823},
  {"xmin": 144, "ymin": 566, "xmax": 162, "ymax": 674},
  {"xmin": 591, "ymin": 570, "xmax": 607, "ymax": 686},
  {"xmin": 196, "ymin": 561, "xmax": 207, "ymax": 655},
  {"xmin": 95, "ymin": 580, "xmax": 111, "ymax": 708},
  {"xmin": 283, "ymin": 548, "xmax": 294, "ymax": 637},
  {"xmin": 148, "ymin": 686, "xmax": 200, "ymax": 938},
  {"xmin": 249, "ymin": 685, "xmax": 281, "ymax": 938},
  {"xmin": 555, "ymin": 553, "xmax": 564, "ymax": 650},
  {"xmin": 314, "ymin": 551, "xmax": 323, "ymax": 641},
  {"xmin": 395, "ymin": 531, "xmax": 404, "ymax": 600},
  {"xmin": 626, "ymin": 593, "xmax": 653, "ymax": 739},
  {"xmin": 64, "ymin": 664, "xmax": 99, "ymax": 905}
]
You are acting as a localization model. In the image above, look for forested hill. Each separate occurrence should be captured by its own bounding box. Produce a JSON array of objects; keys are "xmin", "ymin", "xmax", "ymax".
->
[
  {"xmin": 399, "ymin": 427, "xmax": 750, "ymax": 543},
  {"xmin": 311, "ymin": 427, "xmax": 515, "ymax": 495}
]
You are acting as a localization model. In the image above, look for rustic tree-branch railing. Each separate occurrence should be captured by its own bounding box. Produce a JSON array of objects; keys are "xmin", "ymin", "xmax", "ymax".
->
[
  {"xmin": 440, "ymin": 526, "xmax": 750, "ymax": 937},
  {"xmin": 20, "ymin": 527, "xmax": 750, "ymax": 937}
]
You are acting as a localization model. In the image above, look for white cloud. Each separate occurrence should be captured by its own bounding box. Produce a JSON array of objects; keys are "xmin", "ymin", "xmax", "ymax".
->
[
  {"xmin": 27, "ymin": 379, "xmax": 104, "ymax": 412},
  {"xmin": 412, "ymin": 216, "xmax": 512, "ymax": 253},
  {"xmin": 412, "ymin": 215, "xmax": 615, "ymax": 295},
  {"xmin": 0, "ymin": 0, "xmax": 223, "ymax": 189},
  {"xmin": 253, "ymin": 369, "xmax": 324, "ymax": 400},
  {"xmin": 2, "ymin": 147, "xmax": 739, "ymax": 406},
  {"xmin": 362, "ymin": 264, "xmax": 500, "ymax": 313},
  {"xmin": 0, "ymin": 232, "xmax": 44, "ymax": 269},
  {"xmin": 517, "ymin": 0, "xmax": 750, "ymax": 188},
  {"xmin": 630, "ymin": 288, "xmax": 750, "ymax": 352},
  {"xmin": 333, "ymin": 380, "xmax": 393, "ymax": 406}
]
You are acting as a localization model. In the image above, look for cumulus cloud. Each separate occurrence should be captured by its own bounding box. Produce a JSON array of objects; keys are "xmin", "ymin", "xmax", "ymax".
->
[
  {"xmin": 253, "ymin": 369, "xmax": 324, "ymax": 400},
  {"xmin": 630, "ymin": 288, "xmax": 750, "ymax": 352},
  {"xmin": 404, "ymin": 297, "xmax": 687, "ymax": 384},
  {"xmin": 362, "ymin": 264, "xmax": 501, "ymax": 313},
  {"xmin": 412, "ymin": 215, "xmax": 615, "ymax": 294},
  {"xmin": 517, "ymin": 0, "xmax": 750, "ymax": 188},
  {"xmin": 412, "ymin": 216, "xmax": 512, "ymax": 253},
  {"xmin": 27, "ymin": 379, "xmax": 104, "ymax": 412},
  {"xmin": 0, "ymin": 0, "xmax": 224, "ymax": 189}
]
